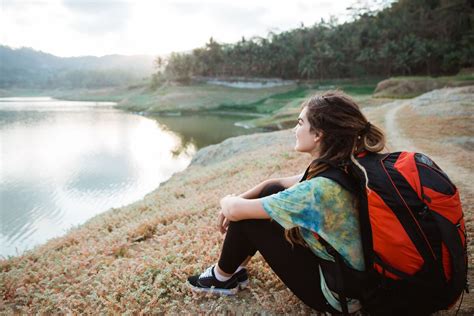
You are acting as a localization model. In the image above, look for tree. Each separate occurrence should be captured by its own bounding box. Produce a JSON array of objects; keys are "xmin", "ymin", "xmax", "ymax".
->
[{"xmin": 298, "ymin": 54, "xmax": 317, "ymax": 79}]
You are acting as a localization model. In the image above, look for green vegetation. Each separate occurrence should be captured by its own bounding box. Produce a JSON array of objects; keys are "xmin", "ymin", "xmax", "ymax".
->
[
  {"xmin": 242, "ymin": 87, "xmax": 389, "ymax": 130},
  {"xmin": 339, "ymin": 85, "xmax": 375, "ymax": 96},
  {"xmin": 156, "ymin": 0, "xmax": 472, "ymax": 83},
  {"xmin": 211, "ymin": 78, "xmax": 383, "ymax": 129},
  {"xmin": 215, "ymin": 86, "xmax": 308, "ymax": 114},
  {"xmin": 117, "ymin": 82, "xmax": 299, "ymax": 114}
]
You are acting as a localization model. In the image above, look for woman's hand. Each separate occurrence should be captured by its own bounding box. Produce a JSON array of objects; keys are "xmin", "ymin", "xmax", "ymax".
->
[
  {"xmin": 218, "ymin": 194, "xmax": 236, "ymax": 234},
  {"xmin": 218, "ymin": 194, "xmax": 270, "ymax": 228},
  {"xmin": 217, "ymin": 211, "xmax": 230, "ymax": 234}
]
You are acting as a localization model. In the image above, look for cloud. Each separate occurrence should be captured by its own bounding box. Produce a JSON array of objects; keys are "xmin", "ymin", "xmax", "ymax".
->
[
  {"xmin": 62, "ymin": 0, "xmax": 132, "ymax": 33},
  {"xmin": 164, "ymin": 2, "xmax": 269, "ymax": 44},
  {"xmin": 168, "ymin": 1, "xmax": 267, "ymax": 27},
  {"xmin": 162, "ymin": 0, "xmax": 352, "ymax": 45},
  {"xmin": 1, "ymin": 0, "xmax": 359, "ymax": 57}
]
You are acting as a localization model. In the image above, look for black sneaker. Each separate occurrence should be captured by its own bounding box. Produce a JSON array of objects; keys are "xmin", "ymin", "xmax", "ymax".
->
[
  {"xmin": 234, "ymin": 268, "xmax": 249, "ymax": 289},
  {"xmin": 187, "ymin": 265, "xmax": 239, "ymax": 295}
]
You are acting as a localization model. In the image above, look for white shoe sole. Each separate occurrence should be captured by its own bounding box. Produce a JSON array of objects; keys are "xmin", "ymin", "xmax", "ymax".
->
[{"xmin": 188, "ymin": 282, "xmax": 239, "ymax": 296}]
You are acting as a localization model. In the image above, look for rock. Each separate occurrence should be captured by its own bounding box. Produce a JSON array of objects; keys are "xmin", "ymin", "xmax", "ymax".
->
[
  {"xmin": 373, "ymin": 78, "xmax": 472, "ymax": 99},
  {"xmin": 190, "ymin": 130, "xmax": 294, "ymax": 167}
]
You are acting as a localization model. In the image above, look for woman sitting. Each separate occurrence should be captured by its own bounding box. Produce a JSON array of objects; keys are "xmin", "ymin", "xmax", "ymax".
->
[{"xmin": 187, "ymin": 91, "xmax": 385, "ymax": 314}]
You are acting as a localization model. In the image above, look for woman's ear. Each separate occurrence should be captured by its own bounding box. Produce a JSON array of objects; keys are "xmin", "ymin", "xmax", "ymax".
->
[{"xmin": 313, "ymin": 131, "xmax": 322, "ymax": 143}]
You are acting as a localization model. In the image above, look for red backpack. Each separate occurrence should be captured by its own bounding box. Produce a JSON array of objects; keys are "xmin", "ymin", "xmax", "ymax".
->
[
  {"xmin": 356, "ymin": 152, "xmax": 468, "ymax": 314},
  {"xmin": 313, "ymin": 152, "xmax": 468, "ymax": 315}
]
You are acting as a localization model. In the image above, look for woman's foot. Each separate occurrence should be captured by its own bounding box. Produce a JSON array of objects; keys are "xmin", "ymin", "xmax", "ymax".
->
[{"xmin": 187, "ymin": 265, "xmax": 248, "ymax": 295}]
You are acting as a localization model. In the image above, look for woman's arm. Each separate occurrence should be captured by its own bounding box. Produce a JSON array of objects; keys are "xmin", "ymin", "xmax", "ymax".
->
[
  {"xmin": 217, "ymin": 173, "xmax": 304, "ymax": 233},
  {"xmin": 221, "ymin": 195, "xmax": 269, "ymax": 221},
  {"xmin": 238, "ymin": 173, "xmax": 304, "ymax": 199}
]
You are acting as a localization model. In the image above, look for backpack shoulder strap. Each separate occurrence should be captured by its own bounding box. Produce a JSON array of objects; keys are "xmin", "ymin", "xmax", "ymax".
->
[{"xmin": 314, "ymin": 167, "xmax": 357, "ymax": 193}]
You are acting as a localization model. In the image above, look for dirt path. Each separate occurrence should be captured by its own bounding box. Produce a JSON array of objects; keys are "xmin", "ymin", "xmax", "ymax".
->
[
  {"xmin": 384, "ymin": 100, "xmax": 416, "ymax": 150},
  {"xmin": 385, "ymin": 99, "xmax": 474, "ymax": 195}
]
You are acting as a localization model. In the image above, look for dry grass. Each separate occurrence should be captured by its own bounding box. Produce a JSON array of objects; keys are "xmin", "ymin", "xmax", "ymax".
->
[
  {"xmin": 373, "ymin": 76, "xmax": 473, "ymax": 99},
  {"xmin": 398, "ymin": 107, "xmax": 473, "ymax": 171}
]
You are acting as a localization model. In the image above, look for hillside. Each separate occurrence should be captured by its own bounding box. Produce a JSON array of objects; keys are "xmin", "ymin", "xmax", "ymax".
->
[
  {"xmin": 373, "ymin": 75, "xmax": 474, "ymax": 98},
  {"xmin": 0, "ymin": 46, "xmax": 155, "ymax": 89},
  {"xmin": 0, "ymin": 86, "xmax": 473, "ymax": 314}
]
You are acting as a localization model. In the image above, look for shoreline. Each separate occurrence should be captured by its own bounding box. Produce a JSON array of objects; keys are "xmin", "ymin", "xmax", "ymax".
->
[{"xmin": 0, "ymin": 98, "xmax": 269, "ymax": 259}]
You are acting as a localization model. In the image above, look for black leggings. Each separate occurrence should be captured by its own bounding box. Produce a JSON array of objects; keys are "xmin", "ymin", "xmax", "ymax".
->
[{"xmin": 217, "ymin": 184, "xmax": 337, "ymax": 313}]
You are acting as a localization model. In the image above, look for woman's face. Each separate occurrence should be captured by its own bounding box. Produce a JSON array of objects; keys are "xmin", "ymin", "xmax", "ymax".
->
[{"xmin": 294, "ymin": 106, "xmax": 321, "ymax": 155}]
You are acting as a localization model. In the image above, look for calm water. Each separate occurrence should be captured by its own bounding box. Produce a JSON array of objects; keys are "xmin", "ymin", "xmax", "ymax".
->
[{"xmin": 0, "ymin": 97, "xmax": 258, "ymax": 258}]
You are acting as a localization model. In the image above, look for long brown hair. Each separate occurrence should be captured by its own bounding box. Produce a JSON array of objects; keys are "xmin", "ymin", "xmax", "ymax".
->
[{"xmin": 285, "ymin": 90, "xmax": 386, "ymax": 246}]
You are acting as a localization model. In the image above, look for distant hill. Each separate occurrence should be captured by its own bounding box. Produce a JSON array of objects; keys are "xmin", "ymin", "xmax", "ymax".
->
[{"xmin": 0, "ymin": 46, "xmax": 155, "ymax": 89}]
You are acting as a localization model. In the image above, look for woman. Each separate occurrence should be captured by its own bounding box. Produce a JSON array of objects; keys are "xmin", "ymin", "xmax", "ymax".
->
[{"xmin": 187, "ymin": 91, "xmax": 385, "ymax": 313}]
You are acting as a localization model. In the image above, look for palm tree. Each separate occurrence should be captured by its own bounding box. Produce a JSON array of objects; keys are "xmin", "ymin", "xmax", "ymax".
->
[{"xmin": 298, "ymin": 54, "xmax": 316, "ymax": 79}]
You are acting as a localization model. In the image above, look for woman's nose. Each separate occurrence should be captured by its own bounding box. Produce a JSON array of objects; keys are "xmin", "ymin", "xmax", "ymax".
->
[{"xmin": 292, "ymin": 125, "xmax": 297, "ymax": 133}]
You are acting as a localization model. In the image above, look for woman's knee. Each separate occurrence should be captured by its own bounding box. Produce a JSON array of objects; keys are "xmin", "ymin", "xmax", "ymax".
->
[
  {"xmin": 228, "ymin": 218, "xmax": 272, "ymax": 231},
  {"xmin": 228, "ymin": 218, "xmax": 280, "ymax": 237}
]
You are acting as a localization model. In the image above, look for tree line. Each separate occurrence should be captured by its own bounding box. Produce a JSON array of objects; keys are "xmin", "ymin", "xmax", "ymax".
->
[
  {"xmin": 0, "ymin": 67, "xmax": 140, "ymax": 89},
  {"xmin": 153, "ymin": 0, "xmax": 473, "ymax": 87}
]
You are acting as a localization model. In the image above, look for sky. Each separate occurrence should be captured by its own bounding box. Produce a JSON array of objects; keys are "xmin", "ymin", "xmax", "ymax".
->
[{"xmin": 1, "ymin": 0, "xmax": 385, "ymax": 57}]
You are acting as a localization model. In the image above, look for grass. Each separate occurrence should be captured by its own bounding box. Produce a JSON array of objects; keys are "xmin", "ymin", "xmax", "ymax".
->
[
  {"xmin": 241, "ymin": 81, "xmax": 384, "ymax": 130},
  {"xmin": 339, "ymin": 84, "xmax": 376, "ymax": 95},
  {"xmin": 216, "ymin": 86, "xmax": 308, "ymax": 114},
  {"xmin": 118, "ymin": 82, "xmax": 299, "ymax": 114}
]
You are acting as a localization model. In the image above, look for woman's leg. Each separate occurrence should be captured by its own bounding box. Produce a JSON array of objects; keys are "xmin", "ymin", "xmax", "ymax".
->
[
  {"xmin": 216, "ymin": 184, "xmax": 334, "ymax": 312},
  {"xmin": 218, "ymin": 219, "xmax": 334, "ymax": 312},
  {"xmin": 189, "ymin": 183, "xmax": 334, "ymax": 311},
  {"xmin": 216, "ymin": 183, "xmax": 286, "ymax": 275}
]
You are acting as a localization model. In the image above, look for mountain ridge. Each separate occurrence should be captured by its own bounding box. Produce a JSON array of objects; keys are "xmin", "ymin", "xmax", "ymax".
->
[{"xmin": 0, "ymin": 45, "xmax": 156, "ymax": 88}]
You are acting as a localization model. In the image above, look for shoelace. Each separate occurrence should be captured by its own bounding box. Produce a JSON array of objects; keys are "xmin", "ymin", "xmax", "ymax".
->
[{"xmin": 199, "ymin": 266, "xmax": 214, "ymax": 279}]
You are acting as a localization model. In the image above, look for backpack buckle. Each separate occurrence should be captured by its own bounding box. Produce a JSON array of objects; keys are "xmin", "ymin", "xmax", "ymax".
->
[
  {"xmin": 421, "ymin": 193, "xmax": 432, "ymax": 203},
  {"xmin": 418, "ymin": 205, "xmax": 430, "ymax": 219}
]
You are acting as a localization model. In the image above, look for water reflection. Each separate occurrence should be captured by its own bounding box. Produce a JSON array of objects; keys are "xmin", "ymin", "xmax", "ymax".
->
[
  {"xmin": 0, "ymin": 98, "xmax": 194, "ymax": 258},
  {"xmin": 65, "ymin": 152, "xmax": 135, "ymax": 192},
  {"xmin": 0, "ymin": 98, "xmax": 261, "ymax": 258},
  {"xmin": 151, "ymin": 113, "xmax": 262, "ymax": 150}
]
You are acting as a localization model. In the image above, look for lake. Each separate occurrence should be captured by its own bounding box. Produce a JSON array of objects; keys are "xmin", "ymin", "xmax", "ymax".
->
[{"xmin": 0, "ymin": 97, "xmax": 260, "ymax": 258}]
